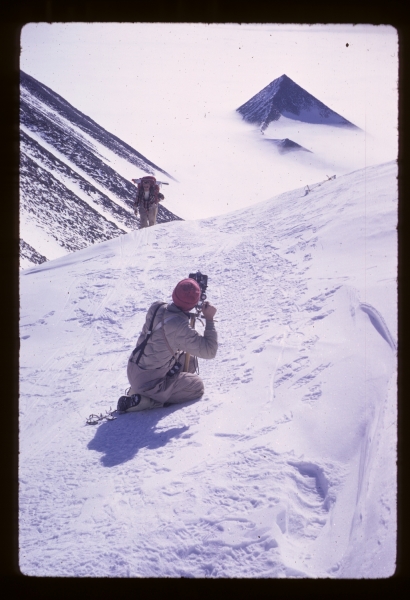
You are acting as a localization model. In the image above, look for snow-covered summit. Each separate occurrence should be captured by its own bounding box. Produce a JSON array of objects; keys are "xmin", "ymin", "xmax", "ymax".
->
[{"xmin": 237, "ymin": 74, "xmax": 358, "ymax": 129}]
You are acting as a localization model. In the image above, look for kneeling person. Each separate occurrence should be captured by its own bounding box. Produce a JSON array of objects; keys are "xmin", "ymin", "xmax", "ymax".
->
[{"xmin": 118, "ymin": 278, "xmax": 218, "ymax": 412}]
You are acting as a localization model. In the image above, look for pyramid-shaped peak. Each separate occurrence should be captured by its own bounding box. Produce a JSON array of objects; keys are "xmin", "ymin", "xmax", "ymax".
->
[
  {"xmin": 276, "ymin": 74, "xmax": 292, "ymax": 83},
  {"xmin": 237, "ymin": 75, "xmax": 357, "ymax": 129}
]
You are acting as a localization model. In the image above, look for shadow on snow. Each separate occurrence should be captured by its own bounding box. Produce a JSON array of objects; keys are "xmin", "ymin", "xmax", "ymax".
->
[{"xmin": 87, "ymin": 400, "xmax": 199, "ymax": 467}]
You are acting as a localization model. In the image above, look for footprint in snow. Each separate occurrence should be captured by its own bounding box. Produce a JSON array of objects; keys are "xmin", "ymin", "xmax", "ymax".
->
[
  {"xmin": 291, "ymin": 363, "xmax": 331, "ymax": 389},
  {"xmin": 301, "ymin": 384, "xmax": 322, "ymax": 404},
  {"xmin": 300, "ymin": 336, "xmax": 319, "ymax": 351},
  {"xmin": 310, "ymin": 309, "xmax": 334, "ymax": 322},
  {"xmin": 273, "ymin": 356, "xmax": 310, "ymax": 388}
]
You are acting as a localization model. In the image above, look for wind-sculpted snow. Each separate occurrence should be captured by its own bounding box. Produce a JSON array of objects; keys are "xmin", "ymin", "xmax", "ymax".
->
[
  {"xmin": 19, "ymin": 162, "xmax": 397, "ymax": 578},
  {"xmin": 359, "ymin": 303, "xmax": 397, "ymax": 351},
  {"xmin": 20, "ymin": 73, "xmax": 182, "ymax": 266},
  {"xmin": 237, "ymin": 74, "xmax": 357, "ymax": 129}
]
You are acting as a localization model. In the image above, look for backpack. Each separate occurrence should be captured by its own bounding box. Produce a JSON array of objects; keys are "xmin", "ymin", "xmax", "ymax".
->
[{"xmin": 135, "ymin": 176, "xmax": 161, "ymax": 209}]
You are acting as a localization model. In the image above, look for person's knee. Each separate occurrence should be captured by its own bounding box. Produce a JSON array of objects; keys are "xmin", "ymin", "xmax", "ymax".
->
[
  {"xmin": 169, "ymin": 373, "xmax": 204, "ymax": 403},
  {"xmin": 192, "ymin": 376, "xmax": 204, "ymax": 397}
]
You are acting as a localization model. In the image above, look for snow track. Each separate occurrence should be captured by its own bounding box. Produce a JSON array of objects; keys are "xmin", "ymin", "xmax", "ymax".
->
[{"xmin": 19, "ymin": 162, "xmax": 397, "ymax": 577}]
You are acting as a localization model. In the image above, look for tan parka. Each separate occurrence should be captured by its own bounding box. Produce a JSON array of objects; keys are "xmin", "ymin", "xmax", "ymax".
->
[
  {"xmin": 130, "ymin": 301, "xmax": 218, "ymax": 370},
  {"xmin": 126, "ymin": 301, "xmax": 218, "ymax": 404}
]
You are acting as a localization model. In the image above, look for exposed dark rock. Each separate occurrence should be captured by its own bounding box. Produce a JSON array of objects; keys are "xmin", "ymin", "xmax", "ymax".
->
[
  {"xmin": 263, "ymin": 137, "xmax": 313, "ymax": 154},
  {"xmin": 20, "ymin": 71, "xmax": 183, "ymax": 268},
  {"xmin": 20, "ymin": 239, "xmax": 47, "ymax": 265},
  {"xmin": 20, "ymin": 71, "xmax": 177, "ymax": 181},
  {"xmin": 237, "ymin": 74, "xmax": 357, "ymax": 129},
  {"xmin": 21, "ymin": 130, "xmax": 138, "ymax": 229},
  {"xmin": 20, "ymin": 153, "xmax": 125, "ymax": 253}
]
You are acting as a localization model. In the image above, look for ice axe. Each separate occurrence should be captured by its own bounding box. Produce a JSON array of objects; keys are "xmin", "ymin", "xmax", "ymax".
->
[{"xmin": 131, "ymin": 178, "xmax": 169, "ymax": 185}]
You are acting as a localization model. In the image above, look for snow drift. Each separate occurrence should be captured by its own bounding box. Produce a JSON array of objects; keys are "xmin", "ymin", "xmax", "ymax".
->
[{"xmin": 19, "ymin": 161, "xmax": 397, "ymax": 578}]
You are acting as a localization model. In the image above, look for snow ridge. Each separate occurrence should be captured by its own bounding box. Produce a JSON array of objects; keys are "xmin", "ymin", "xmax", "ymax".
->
[{"xmin": 359, "ymin": 303, "xmax": 397, "ymax": 350}]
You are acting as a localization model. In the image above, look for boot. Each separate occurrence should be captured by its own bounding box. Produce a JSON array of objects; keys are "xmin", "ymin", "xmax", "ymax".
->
[
  {"xmin": 117, "ymin": 393, "xmax": 141, "ymax": 412},
  {"xmin": 117, "ymin": 393, "xmax": 163, "ymax": 413}
]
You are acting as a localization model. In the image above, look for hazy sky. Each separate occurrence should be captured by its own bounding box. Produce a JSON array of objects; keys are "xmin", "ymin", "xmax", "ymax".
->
[
  {"xmin": 20, "ymin": 23, "xmax": 398, "ymax": 219},
  {"xmin": 21, "ymin": 23, "xmax": 397, "ymax": 154}
]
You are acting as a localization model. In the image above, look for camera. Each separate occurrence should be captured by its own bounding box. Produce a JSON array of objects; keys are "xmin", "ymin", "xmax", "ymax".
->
[
  {"xmin": 166, "ymin": 360, "xmax": 183, "ymax": 378},
  {"xmin": 189, "ymin": 271, "xmax": 208, "ymax": 309}
]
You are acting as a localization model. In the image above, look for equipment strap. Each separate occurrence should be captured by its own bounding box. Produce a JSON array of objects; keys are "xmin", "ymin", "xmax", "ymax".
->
[
  {"xmin": 131, "ymin": 304, "xmax": 180, "ymax": 366},
  {"xmin": 159, "ymin": 308, "xmax": 179, "ymax": 358},
  {"xmin": 131, "ymin": 303, "xmax": 165, "ymax": 365}
]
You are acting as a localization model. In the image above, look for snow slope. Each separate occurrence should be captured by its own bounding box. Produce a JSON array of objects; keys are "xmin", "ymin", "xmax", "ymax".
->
[{"xmin": 19, "ymin": 161, "xmax": 397, "ymax": 578}]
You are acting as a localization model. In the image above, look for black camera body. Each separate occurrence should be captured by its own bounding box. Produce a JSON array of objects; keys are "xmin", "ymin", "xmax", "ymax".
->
[{"xmin": 189, "ymin": 271, "xmax": 208, "ymax": 309}]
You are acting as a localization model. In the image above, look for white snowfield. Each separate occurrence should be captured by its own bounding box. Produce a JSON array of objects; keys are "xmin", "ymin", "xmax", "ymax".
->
[{"xmin": 19, "ymin": 161, "xmax": 397, "ymax": 578}]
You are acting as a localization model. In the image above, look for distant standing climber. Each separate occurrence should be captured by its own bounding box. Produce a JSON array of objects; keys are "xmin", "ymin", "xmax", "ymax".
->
[{"xmin": 134, "ymin": 175, "xmax": 164, "ymax": 228}]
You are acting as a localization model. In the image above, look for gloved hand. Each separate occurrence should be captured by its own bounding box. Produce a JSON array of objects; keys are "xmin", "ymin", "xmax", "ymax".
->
[{"xmin": 202, "ymin": 301, "xmax": 217, "ymax": 320}]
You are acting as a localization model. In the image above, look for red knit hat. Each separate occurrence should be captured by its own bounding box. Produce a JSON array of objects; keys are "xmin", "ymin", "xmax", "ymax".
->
[{"xmin": 172, "ymin": 278, "xmax": 201, "ymax": 311}]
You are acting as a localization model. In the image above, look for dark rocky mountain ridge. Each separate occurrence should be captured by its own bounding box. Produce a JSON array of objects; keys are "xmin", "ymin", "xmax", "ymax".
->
[
  {"xmin": 20, "ymin": 71, "xmax": 182, "ymax": 268},
  {"xmin": 21, "ymin": 71, "xmax": 176, "ymax": 180}
]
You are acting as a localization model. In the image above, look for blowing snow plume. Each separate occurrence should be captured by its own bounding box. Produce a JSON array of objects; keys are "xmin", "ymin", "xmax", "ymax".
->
[{"xmin": 237, "ymin": 74, "xmax": 358, "ymax": 130}]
